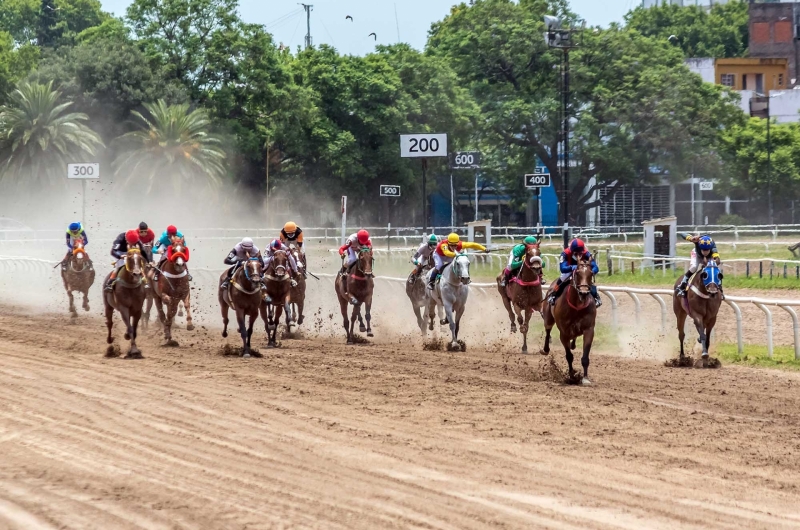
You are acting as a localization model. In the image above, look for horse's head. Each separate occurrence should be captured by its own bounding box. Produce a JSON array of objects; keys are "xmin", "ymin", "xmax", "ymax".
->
[
  {"xmin": 358, "ymin": 248, "xmax": 374, "ymax": 278},
  {"xmin": 572, "ymin": 258, "xmax": 594, "ymax": 298},
  {"xmin": 525, "ymin": 244, "xmax": 543, "ymax": 277},
  {"xmin": 453, "ymin": 253, "xmax": 471, "ymax": 285},
  {"xmin": 244, "ymin": 257, "xmax": 263, "ymax": 284},
  {"xmin": 169, "ymin": 244, "xmax": 187, "ymax": 272},
  {"xmin": 125, "ymin": 249, "xmax": 144, "ymax": 278},
  {"xmin": 700, "ymin": 261, "xmax": 722, "ymax": 296},
  {"xmin": 271, "ymin": 250, "xmax": 290, "ymax": 277}
]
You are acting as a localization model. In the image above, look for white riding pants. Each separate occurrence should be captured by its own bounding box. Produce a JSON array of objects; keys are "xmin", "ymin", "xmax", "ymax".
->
[
  {"xmin": 507, "ymin": 251, "xmax": 516, "ymax": 267},
  {"xmin": 688, "ymin": 250, "xmax": 699, "ymax": 273},
  {"xmin": 559, "ymin": 271, "xmax": 573, "ymax": 282},
  {"xmin": 114, "ymin": 257, "xmax": 126, "ymax": 268},
  {"xmin": 433, "ymin": 253, "xmax": 453, "ymax": 270},
  {"xmin": 345, "ymin": 247, "xmax": 360, "ymax": 267}
]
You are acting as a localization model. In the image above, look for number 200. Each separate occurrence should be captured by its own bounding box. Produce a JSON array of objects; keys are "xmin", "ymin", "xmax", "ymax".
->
[{"xmin": 409, "ymin": 137, "xmax": 440, "ymax": 153}]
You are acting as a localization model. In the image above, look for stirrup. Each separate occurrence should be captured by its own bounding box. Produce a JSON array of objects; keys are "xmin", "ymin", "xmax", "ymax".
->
[
  {"xmin": 188, "ymin": 274, "xmax": 193, "ymax": 281},
  {"xmin": 594, "ymin": 296, "xmax": 602, "ymax": 308},
  {"xmin": 547, "ymin": 294, "xmax": 556, "ymax": 306}
]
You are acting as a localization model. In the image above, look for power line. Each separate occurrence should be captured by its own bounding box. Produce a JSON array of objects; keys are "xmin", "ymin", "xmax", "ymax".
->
[
  {"xmin": 299, "ymin": 3, "xmax": 313, "ymax": 49},
  {"xmin": 264, "ymin": 8, "xmax": 303, "ymax": 30}
]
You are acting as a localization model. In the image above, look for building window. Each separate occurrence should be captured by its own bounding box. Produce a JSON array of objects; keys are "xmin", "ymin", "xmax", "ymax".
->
[
  {"xmin": 779, "ymin": 73, "xmax": 785, "ymax": 86},
  {"xmin": 752, "ymin": 22, "xmax": 770, "ymax": 44},
  {"xmin": 720, "ymin": 74, "xmax": 735, "ymax": 88},
  {"xmin": 776, "ymin": 21, "xmax": 793, "ymax": 43}
]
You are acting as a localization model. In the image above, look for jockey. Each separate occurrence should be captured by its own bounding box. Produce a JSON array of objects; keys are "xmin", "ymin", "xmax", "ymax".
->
[
  {"xmin": 547, "ymin": 238, "xmax": 601, "ymax": 307},
  {"xmin": 338, "ymin": 230, "xmax": 372, "ymax": 299},
  {"xmin": 62, "ymin": 222, "xmax": 89, "ymax": 272},
  {"xmin": 427, "ymin": 233, "xmax": 488, "ymax": 290},
  {"xmin": 500, "ymin": 235, "xmax": 538, "ymax": 287},
  {"xmin": 221, "ymin": 237, "xmax": 261, "ymax": 290},
  {"xmin": 279, "ymin": 221, "xmax": 304, "ymax": 253},
  {"xmin": 153, "ymin": 225, "xmax": 191, "ymax": 281},
  {"xmin": 104, "ymin": 230, "xmax": 145, "ymax": 291},
  {"xmin": 676, "ymin": 234, "xmax": 721, "ymax": 297},
  {"xmin": 137, "ymin": 221, "xmax": 156, "ymax": 262},
  {"xmin": 263, "ymin": 239, "xmax": 298, "ymax": 286},
  {"xmin": 408, "ymin": 234, "xmax": 439, "ymax": 284}
]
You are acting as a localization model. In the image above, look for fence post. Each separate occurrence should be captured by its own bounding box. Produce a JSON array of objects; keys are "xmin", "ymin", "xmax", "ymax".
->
[
  {"xmin": 607, "ymin": 249, "xmax": 612, "ymax": 276},
  {"xmin": 755, "ymin": 303, "xmax": 774, "ymax": 359},
  {"xmin": 779, "ymin": 305, "xmax": 800, "ymax": 360},
  {"xmin": 759, "ymin": 262, "xmax": 763, "ymax": 278},
  {"xmin": 626, "ymin": 292, "xmax": 642, "ymax": 326},
  {"xmin": 746, "ymin": 261, "xmax": 750, "ymax": 278},
  {"xmin": 650, "ymin": 294, "xmax": 667, "ymax": 334},
  {"xmin": 724, "ymin": 300, "xmax": 744, "ymax": 356},
  {"xmin": 784, "ymin": 263, "xmax": 788, "ymax": 279}
]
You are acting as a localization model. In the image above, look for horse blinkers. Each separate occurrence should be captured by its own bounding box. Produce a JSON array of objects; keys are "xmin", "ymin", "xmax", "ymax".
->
[{"xmin": 360, "ymin": 249, "xmax": 374, "ymax": 277}]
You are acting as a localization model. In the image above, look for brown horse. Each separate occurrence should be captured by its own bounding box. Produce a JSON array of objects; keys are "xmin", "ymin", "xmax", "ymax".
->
[
  {"xmin": 542, "ymin": 260, "xmax": 597, "ymax": 384},
  {"xmin": 218, "ymin": 257, "xmax": 266, "ymax": 357},
  {"xmin": 143, "ymin": 246, "xmax": 192, "ymax": 333},
  {"xmin": 103, "ymin": 249, "xmax": 146, "ymax": 358},
  {"xmin": 673, "ymin": 260, "xmax": 722, "ymax": 367},
  {"xmin": 263, "ymin": 249, "xmax": 294, "ymax": 347},
  {"xmin": 497, "ymin": 244, "xmax": 544, "ymax": 353},
  {"xmin": 61, "ymin": 241, "xmax": 95, "ymax": 317},
  {"xmin": 335, "ymin": 248, "xmax": 374, "ymax": 343},
  {"xmin": 405, "ymin": 254, "xmax": 440, "ymax": 334},
  {"xmin": 287, "ymin": 243, "xmax": 306, "ymax": 331},
  {"xmin": 148, "ymin": 242, "xmax": 192, "ymax": 345}
]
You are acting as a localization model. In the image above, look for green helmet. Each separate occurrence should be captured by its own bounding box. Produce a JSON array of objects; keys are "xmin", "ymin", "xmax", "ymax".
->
[
  {"xmin": 428, "ymin": 234, "xmax": 438, "ymax": 244},
  {"xmin": 523, "ymin": 235, "xmax": 538, "ymax": 245},
  {"xmin": 512, "ymin": 244, "xmax": 526, "ymax": 258}
]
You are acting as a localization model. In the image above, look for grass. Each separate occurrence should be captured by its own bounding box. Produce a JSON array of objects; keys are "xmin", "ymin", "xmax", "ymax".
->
[{"xmin": 716, "ymin": 343, "xmax": 800, "ymax": 370}]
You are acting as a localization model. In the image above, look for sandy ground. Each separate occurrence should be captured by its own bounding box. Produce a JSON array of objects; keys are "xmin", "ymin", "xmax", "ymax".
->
[{"xmin": 1, "ymin": 306, "xmax": 800, "ymax": 529}]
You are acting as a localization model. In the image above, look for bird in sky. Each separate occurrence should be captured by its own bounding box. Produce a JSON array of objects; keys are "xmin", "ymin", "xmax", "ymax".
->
[
  {"xmin": 368, "ymin": 32, "xmax": 376, "ymax": 40},
  {"xmin": 345, "ymin": 15, "xmax": 353, "ymax": 21}
]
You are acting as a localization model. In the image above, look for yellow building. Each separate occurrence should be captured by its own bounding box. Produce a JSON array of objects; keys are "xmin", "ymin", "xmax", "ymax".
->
[{"xmin": 716, "ymin": 58, "xmax": 788, "ymax": 94}]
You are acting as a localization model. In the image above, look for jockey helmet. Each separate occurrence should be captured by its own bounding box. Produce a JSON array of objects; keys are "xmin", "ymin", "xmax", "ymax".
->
[
  {"xmin": 428, "ymin": 234, "xmax": 438, "ymax": 245},
  {"xmin": 570, "ymin": 238, "xmax": 585, "ymax": 254},
  {"xmin": 125, "ymin": 230, "xmax": 139, "ymax": 245},
  {"xmin": 357, "ymin": 230, "xmax": 370, "ymax": 245},
  {"xmin": 447, "ymin": 233, "xmax": 460, "ymax": 245},
  {"xmin": 138, "ymin": 221, "xmax": 148, "ymax": 230},
  {"xmin": 698, "ymin": 235, "xmax": 714, "ymax": 251},
  {"xmin": 241, "ymin": 237, "xmax": 254, "ymax": 249},
  {"xmin": 524, "ymin": 235, "xmax": 537, "ymax": 245},
  {"xmin": 270, "ymin": 239, "xmax": 282, "ymax": 250},
  {"xmin": 283, "ymin": 221, "xmax": 297, "ymax": 234},
  {"xmin": 68, "ymin": 222, "xmax": 81, "ymax": 233},
  {"xmin": 167, "ymin": 225, "xmax": 178, "ymax": 236},
  {"xmin": 512, "ymin": 244, "xmax": 526, "ymax": 258}
]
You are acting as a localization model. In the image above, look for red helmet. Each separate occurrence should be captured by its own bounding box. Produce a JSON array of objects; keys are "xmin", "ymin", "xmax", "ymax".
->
[
  {"xmin": 166, "ymin": 225, "xmax": 178, "ymax": 236},
  {"xmin": 357, "ymin": 229, "xmax": 370, "ymax": 245},
  {"xmin": 125, "ymin": 230, "xmax": 140, "ymax": 245},
  {"xmin": 270, "ymin": 239, "xmax": 282, "ymax": 250},
  {"xmin": 570, "ymin": 238, "xmax": 585, "ymax": 254}
]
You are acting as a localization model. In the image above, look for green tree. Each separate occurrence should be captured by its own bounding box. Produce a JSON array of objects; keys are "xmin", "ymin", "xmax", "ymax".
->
[
  {"xmin": 428, "ymin": 0, "xmax": 742, "ymax": 223},
  {"xmin": 0, "ymin": 31, "xmax": 39, "ymax": 102},
  {"xmin": 0, "ymin": 0, "xmax": 38, "ymax": 45},
  {"xmin": 0, "ymin": 80, "xmax": 103, "ymax": 186},
  {"xmin": 625, "ymin": 1, "xmax": 749, "ymax": 58},
  {"xmin": 113, "ymin": 99, "xmax": 226, "ymax": 192}
]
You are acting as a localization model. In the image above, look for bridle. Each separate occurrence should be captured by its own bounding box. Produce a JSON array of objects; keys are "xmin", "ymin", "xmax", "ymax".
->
[
  {"xmin": 351, "ymin": 248, "xmax": 374, "ymax": 280},
  {"xmin": 265, "ymin": 249, "xmax": 290, "ymax": 281},
  {"xmin": 447, "ymin": 253, "xmax": 471, "ymax": 286},
  {"xmin": 571, "ymin": 261, "xmax": 593, "ymax": 296}
]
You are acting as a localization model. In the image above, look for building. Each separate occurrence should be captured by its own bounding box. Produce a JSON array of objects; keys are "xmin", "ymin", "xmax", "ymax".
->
[
  {"xmin": 716, "ymin": 57, "xmax": 788, "ymax": 93},
  {"xmin": 749, "ymin": 0, "xmax": 800, "ymax": 87},
  {"xmin": 642, "ymin": 0, "xmax": 730, "ymax": 7}
]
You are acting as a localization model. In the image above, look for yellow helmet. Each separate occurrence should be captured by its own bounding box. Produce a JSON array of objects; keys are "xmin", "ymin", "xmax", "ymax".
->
[
  {"xmin": 283, "ymin": 221, "xmax": 297, "ymax": 233},
  {"xmin": 447, "ymin": 233, "xmax": 460, "ymax": 245}
]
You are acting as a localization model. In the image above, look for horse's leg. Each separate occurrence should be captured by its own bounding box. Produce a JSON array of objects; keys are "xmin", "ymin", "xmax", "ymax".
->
[
  {"xmin": 165, "ymin": 296, "xmax": 179, "ymax": 345},
  {"xmin": 500, "ymin": 289, "xmax": 517, "ymax": 332},
  {"xmin": 412, "ymin": 303, "xmax": 424, "ymax": 334},
  {"xmin": 543, "ymin": 328, "xmax": 551, "ymax": 355},
  {"xmin": 561, "ymin": 334, "xmax": 576, "ymax": 378},
  {"xmin": 339, "ymin": 296, "xmax": 351, "ymax": 343},
  {"xmin": 521, "ymin": 307, "xmax": 531, "ymax": 354},
  {"xmin": 81, "ymin": 289, "xmax": 90, "ymax": 312},
  {"xmin": 104, "ymin": 301, "xmax": 114, "ymax": 344},
  {"xmin": 184, "ymin": 292, "xmax": 194, "ymax": 331},
  {"xmin": 246, "ymin": 312, "xmax": 256, "ymax": 352},
  {"xmin": 236, "ymin": 309, "xmax": 249, "ymax": 355},
  {"xmin": 365, "ymin": 295, "xmax": 373, "ymax": 337},
  {"xmin": 581, "ymin": 327, "xmax": 594, "ymax": 384},
  {"xmin": 259, "ymin": 302, "xmax": 270, "ymax": 342},
  {"xmin": 349, "ymin": 303, "xmax": 359, "ymax": 344},
  {"xmin": 444, "ymin": 301, "xmax": 457, "ymax": 349},
  {"xmin": 693, "ymin": 317, "xmax": 706, "ymax": 359},
  {"xmin": 297, "ymin": 296, "xmax": 305, "ymax": 326},
  {"xmin": 120, "ymin": 306, "xmax": 133, "ymax": 341},
  {"xmin": 67, "ymin": 289, "xmax": 76, "ymax": 316},
  {"xmin": 129, "ymin": 308, "xmax": 142, "ymax": 358},
  {"xmin": 676, "ymin": 308, "xmax": 687, "ymax": 359},
  {"xmin": 220, "ymin": 299, "xmax": 230, "ymax": 338},
  {"xmin": 142, "ymin": 293, "xmax": 152, "ymax": 330}
]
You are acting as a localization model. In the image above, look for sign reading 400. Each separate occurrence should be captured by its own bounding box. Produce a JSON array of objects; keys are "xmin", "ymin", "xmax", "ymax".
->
[{"xmin": 400, "ymin": 133, "xmax": 448, "ymax": 158}]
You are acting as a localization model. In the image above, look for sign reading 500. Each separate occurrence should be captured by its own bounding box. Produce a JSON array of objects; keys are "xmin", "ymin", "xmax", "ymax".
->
[{"xmin": 400, "ymin": 133, "xmax": 448, "ymax": 158}]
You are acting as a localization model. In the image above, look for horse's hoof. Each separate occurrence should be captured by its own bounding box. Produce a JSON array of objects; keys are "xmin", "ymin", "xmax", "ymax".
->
[
  {"xmin": 347, "ymin": 340, "xmax": 354, "ymax": 345},
  {"xmin": 297, "ymin": 316, "xmax": 305, "ymax": 325},
  {"xmin": 510, "ymin": 325, "xmax": 517, "ymax": 333},
  {"xmin": 178, "ymin": 309, "xmax": 184, "ymax": 317},
  {"xmin": 222, "ymin": 331, "xmax": 228, "ymax": 338},
  {"xmin": 83, "ymin": 306, "xmax": 90, "ymax": 312},
  {"xmin": 106, "ymin": 337, "xmax": 114, "ymax": 344},
  {"xmin": 242, "ymin": 352, "xmax": 251, "ymax": 358},
  {"xmin": 359, "ymin": 325, "xmax": 366, "ymax": 333},
  {"xmin": 440, "ymin": 319, "xmax": 448, "ymax": 326},
  {"xmin": 125, "ymin": 350, "xmax": 143, "ymax": 360},
  {"xmin": 124, "ymin": 332, "xmax": 131, "ymax": 340},
  {"xmin": 186, "ymin": 324, "xmax": 195, "ymax": 331},
  {"xmin": 428, "ymin": 324, "xmax": 434, "ymax": 331},
  {"xmin": 164, "ymin": 339, "xmax": 179, "ymax": 348},
  {"xmin": 367, "ymin": 331, "xmax": 374, "ymax": 338},
  {"xmin": 539, "ymin": 349, "xmax": 549, "ymax": 356},
  {"xmin": 70, "ymin": 312, "xmax": 78, "ymax": 319},
  {"xmin": 522, "ymin": 347, "xmax": 528, "ymax": 354},
  {"xmin": 581, "ymin": 377, "xmax": 592, "ymax": 386}
]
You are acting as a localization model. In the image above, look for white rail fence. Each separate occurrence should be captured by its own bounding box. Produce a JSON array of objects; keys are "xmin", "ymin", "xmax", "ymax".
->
[{"xmin": 2, "ymin": 255, "xmax": 799, "ymax": 361}]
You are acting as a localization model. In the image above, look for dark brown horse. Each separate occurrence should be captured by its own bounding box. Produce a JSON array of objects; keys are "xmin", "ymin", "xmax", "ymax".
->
[
  {"xmin": 263, "ymin": 249, "xmax": 294, "ymax": 347},
  {"xmin": 335, "ymin": 248, "xmax": 374, "ymax": 343},
  {"xmin": 405, "ymin": 254, "xmax": 437, "ymax": 334},
  {"xmin": 218, "ymin": 257, "xmax": 266, "ymax": 357},
  {"xmin": 287, "ymin": 243, "xmax": 306, "ymax": 332},
  {"xmin": 542, "ymin": 260, "xmax": 597, "ymax": 384},
  {"xmin": 143, "ymin": 244, "xmax": 193, "ymax": 333},
  {"xmin": 148, "ymin": 242, "xmax": 192, "ymax": 346},
  {"xmin": 673, "ymin": 260, "xmax": 722, "ymax": 367},
  {"xmin": 61, "ymin": 241, "xmax": 95, "ymax": 317},
  {"xmin": 497, "ymin": 244, "xmax": 544, "ymax": 353},
  {"xmin": 103, "ymin": 249, "xmax": 146, "ymax": 358}
]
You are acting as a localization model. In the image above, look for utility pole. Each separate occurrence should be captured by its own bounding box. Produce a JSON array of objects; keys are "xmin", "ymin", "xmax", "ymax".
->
[{"xmin": 300, "ymin": 4, "xmax": 313, "ymax": 49}]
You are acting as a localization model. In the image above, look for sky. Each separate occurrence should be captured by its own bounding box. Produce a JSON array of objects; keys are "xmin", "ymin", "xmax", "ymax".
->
[{"xmin": 100, "ymin": 0, "xmax": 637, "ymax": 56}]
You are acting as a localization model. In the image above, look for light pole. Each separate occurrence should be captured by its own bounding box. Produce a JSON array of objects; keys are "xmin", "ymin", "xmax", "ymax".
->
[
  {"xmin": 751, "ymin": 92, "xmax": 783, "ymax": 224},
  {"xmin": 544, "ymin": 15, "xmax": 581, "ymax": 247}
]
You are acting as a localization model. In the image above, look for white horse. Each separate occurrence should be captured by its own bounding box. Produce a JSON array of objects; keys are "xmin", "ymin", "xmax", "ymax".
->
[{"xmin": 426, "ymin": 252, "xmax": 471, "ymax": 351}]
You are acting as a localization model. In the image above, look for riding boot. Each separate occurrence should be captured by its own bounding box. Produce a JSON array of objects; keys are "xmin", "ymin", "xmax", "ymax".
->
[
  {"xmin": 105, "ymin": 267, "xmax": 120, "ymax": 291},
  {"xmin": 427, "ymin": 269, "xmax": 439, "ymax": 290},
  {"xmin": 590, "ymin": 285, "xmax": 602, "ymax": 308},
  {"xmin": 500, "ymin": 267, "xmax": 512, "ymax": 287},
  {"xmin": 676, "ymin": 272, "xmax": 690, "ymax": 297},
  {"xmin": 220, "ymin": 266, "xmax": 234, "ymax": 289},
  {"xmin": 547, "ymin": 279, "xmax": 564, "ymax": 306}
]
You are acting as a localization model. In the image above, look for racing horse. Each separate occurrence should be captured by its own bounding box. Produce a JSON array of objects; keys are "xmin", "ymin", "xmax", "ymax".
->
[
  {"xmin": 497, "ymin": 244, "xmax": 544, "ymax": 353},
  {"xmin": 148, "ymin": 242, "xmax": 193, "ymax": 345},
  {"xmin": 335, "ymin": 247, "xmax": 374, "ymax": 343},
  {"xmin": 542, "ymin": 259, "xmax": 597, "ymax": 384},
  {"xmin": 103, "ymin": 248, "xmax": 146, "ymax": 358},
  {"xmin": 673, "ymin": 260, "xmax": 723, "ymax": 367},
  {"xmin": 287, "ymin": 243, "xmax": 306, "ymax": 331},
  {"xmin": 405, "ymin": 254, "xmax": 442, "ymax": 334},
  {"xmin": 218, "ymin": 257, "xmax": 266, "ymax": 357},
  {"xmin": 427, "ymin": 252, "xmax": 471, "ymax": 351},
  {"xmin": 60, "ymin": 241, "xmax": 95, "ymax": 317},
  {"xmin": 262, "ymin": 249, "xmax": 294, "ymax": 346}
]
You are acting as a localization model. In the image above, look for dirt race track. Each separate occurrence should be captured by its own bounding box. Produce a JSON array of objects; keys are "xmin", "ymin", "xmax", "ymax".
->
[{"xmin": 1, "ymin": 308, "xmax": 800, "ymax": 529}]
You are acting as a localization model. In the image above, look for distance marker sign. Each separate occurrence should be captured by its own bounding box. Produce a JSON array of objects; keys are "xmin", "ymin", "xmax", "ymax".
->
[
  {"xmin": 451, "ymin": 151, "xmax": 481, "ymax": 170},
  {"xmin": 380, "ymin": 185, "xmax": 401, "ymax": 197},
  {"xmin": 524, "ymin": 170, "xmax": 550, "ymax": 188},
  {"xmin": 67, "ymin": 163, "xmax": 100, "ymax": 179},
  {"xmin": 400, "ymin": 133, "xmax": 448, "ymax": 158}
]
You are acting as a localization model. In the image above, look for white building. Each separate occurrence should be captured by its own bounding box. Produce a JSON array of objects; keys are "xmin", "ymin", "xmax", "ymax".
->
[{"xmin": 643, "ymin": 0, "xmax": 729, "ymax": 6}]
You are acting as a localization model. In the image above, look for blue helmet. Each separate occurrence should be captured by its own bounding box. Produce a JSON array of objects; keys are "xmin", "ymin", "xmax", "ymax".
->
[
  {"xmin": 698, "ymin": 235, "xmax": 713, "ymax": 251},
  {"xmin": 569, "ymin": 238, "xmax": 585, "ymax": 254},
  {"xmin": 68, "ymin": 222, "xmax": 82, "ymax": 232}
]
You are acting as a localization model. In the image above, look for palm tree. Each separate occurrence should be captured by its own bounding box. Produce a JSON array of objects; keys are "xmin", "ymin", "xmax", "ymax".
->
[
  {"xmin": 0, "ymin": 81, "xmax": 104, "ymax": 186},
  {"xmin": 114, "ymin": 100, "xmax": 226, "ymax": 192}
]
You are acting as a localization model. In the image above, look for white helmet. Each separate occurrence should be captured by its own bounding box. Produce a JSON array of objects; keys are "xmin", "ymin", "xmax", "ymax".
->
[{"xmin": 241, "ymin": 237, "xmax": 254, "ymax": 248}]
